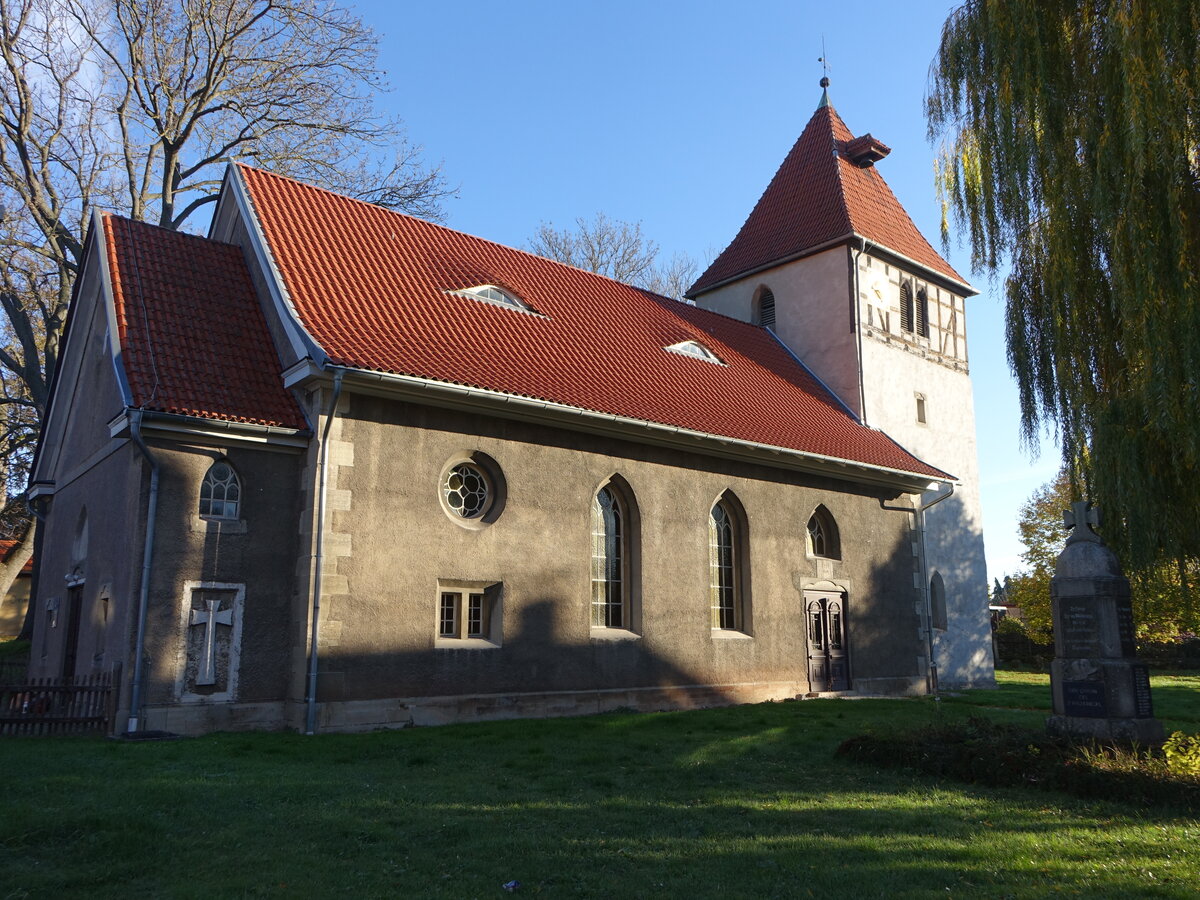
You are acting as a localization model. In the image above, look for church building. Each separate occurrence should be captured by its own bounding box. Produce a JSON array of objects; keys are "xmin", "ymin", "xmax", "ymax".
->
[{"xmin": 26, "ymin": 89, "xmax": 993, "ymax": 735}]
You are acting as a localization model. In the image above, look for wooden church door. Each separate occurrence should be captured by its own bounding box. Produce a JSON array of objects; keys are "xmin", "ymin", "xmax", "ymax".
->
[
  {"xmin": 805, "ymin": 591, "xmax": 849, "ymax": 691},
  {"xmin": 61, "ymin": 585, "xmax": 83, "ymax": 679}
]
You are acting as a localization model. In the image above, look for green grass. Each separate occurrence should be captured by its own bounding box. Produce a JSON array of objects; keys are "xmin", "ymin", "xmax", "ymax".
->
[
  {"xmin": 1, "ymin": 675, "xmax": 1198, "ymax": 898},
  {"xmin": 945, "ymin": 670, "xmax": 1200, "ymax": 732}
]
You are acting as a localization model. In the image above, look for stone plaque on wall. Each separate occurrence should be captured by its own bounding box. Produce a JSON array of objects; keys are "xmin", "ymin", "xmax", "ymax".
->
[
  {"xmin": 1062, "ymin": 680, "xmax": 1107, "ymax": 718},
  {"xmin": 176, "ymin": 582, "xmax": 245, "ymax": 703}
]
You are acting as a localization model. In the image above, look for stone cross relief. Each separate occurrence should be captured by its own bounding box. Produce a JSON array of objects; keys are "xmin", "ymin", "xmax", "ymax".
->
[
  {"xmin": 189, "ymin": 597, "xmax": 232, "ymax": 686},
  {"xmin": 1063, "ymin": 500, "xmax": 1101, "ymax": 544}
]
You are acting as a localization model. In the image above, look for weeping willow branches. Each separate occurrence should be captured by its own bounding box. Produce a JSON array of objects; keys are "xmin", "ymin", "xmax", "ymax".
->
[{"xmin": 928, "ymin": 0, "xmax": 1200, "ymax": 578}]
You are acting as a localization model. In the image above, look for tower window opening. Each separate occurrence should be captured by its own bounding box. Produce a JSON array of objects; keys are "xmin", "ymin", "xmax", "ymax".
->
[{"xmin": 755, "ymin": 287, "xmax": 776, "ymax": 330}]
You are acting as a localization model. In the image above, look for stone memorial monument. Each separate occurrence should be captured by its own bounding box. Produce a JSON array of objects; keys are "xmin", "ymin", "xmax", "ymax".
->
[{"xmin": 1046, "ymin": 501, "xmax": 1164, "ymax": 743}]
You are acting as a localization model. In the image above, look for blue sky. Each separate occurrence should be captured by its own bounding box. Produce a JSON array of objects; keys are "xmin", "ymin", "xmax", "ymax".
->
[{"xmin": 354, "ymin": 0, "xmax": 1060, "ymax": 581}]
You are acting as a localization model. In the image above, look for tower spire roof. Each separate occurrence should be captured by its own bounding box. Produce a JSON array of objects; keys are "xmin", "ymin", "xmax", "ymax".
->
[{"xmin": 687, "ymin": 97, "xmax": 970, "ymax": 297}]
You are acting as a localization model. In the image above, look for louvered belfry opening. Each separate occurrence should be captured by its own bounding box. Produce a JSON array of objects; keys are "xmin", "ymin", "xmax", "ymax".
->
[{"xmin": 756, "ymin": 287, "xmax": 776, "ymax": 330}]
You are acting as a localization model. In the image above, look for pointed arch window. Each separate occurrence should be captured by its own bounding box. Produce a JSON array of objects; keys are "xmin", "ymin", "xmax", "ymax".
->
[
  {"xmin": 592, "ymin": 486, "xmax": 626, "ymax": 628},
  {"xmin": 916, "ymin": 286, "xmax": 930, "ymax": 338},
  {"xmin": 900, "ymin": 281, "xmax": 914, "ymax": 333},
  {"xmin": 930, "ymin": 571, "xmax": 948, "ymax": 631},
  {"xmin": 200, "ymin": 461, "xmax": 240, "ymax": 519},
  {"xmin": 807, "ymin": 505, "xmax": 840, "ymax": 560},
  {"xmin": 754, "ymin": 286, "xmax": 776, "ymax": 330},
  {"xmin": 709, "ymin": 499, "xmax": 745, "ymax": 630}
]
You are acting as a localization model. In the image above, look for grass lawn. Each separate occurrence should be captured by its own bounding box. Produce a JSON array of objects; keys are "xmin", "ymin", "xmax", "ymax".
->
[{"xmin": 0, "ymin": 673, "xmax": 1197, "ymax": 898}]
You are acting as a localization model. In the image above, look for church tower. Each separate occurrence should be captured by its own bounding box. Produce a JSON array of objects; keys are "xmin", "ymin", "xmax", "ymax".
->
[{"xmin": 687, "ymin": 83, "xmax": 993, "ymax": 689}]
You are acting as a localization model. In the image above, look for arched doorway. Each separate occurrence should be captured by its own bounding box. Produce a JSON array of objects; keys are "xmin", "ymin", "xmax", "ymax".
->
[{"xmin": 805, "ymin": 590, "xmax": 849, "ymax": 691}]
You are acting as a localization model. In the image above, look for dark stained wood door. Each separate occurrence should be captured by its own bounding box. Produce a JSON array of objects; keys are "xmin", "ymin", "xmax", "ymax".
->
[
  {"xmin": 806, "ymin": 591, "xmax": 849, "ymax": 691},
  {"xmin": 62, "ymin": 585, "xmax": 83, "ymax": 679}
]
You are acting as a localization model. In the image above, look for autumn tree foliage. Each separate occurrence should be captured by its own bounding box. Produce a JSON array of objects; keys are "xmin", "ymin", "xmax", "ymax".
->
[
  {"xmin": 927, "ymin": 1, "xmax": 1200, "ymax": 593},
  {"xmin": 1007, "ymin": 470, "xmax": 1198, "ymax": 640}
]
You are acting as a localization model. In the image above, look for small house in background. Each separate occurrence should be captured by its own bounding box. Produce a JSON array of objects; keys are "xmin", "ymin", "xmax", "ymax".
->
[
  {"xmin": 26, "ymin": 88, "xmax": 992, "ymax": 735},
  {"xmin": 0, "ymin": 541, "xmax": 33, "ymax": 639}
]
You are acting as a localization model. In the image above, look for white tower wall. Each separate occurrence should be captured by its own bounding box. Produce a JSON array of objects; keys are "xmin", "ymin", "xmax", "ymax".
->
[{"xmin": 696, "ymin": 246, "xmax": 995, "ymax": 689}]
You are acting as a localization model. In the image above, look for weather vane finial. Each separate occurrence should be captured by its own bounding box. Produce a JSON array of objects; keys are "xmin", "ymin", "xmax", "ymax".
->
[{"xmin": 818, "ymin": 39, "xmax": 831, "ymax": 102}]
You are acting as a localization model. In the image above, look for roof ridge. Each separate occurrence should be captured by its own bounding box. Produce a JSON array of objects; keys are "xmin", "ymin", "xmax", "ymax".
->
[
  {"xmin": 101, "ymin": 211, "xmax": 241, "ymax": 251},
  {"xmin": 826, "ymin": 107, "xmax": 856, "ymax": 237},
  {"xmin": 235, "ymin": 161, "xmax": 948, "ymax": 480},
  {"xmin": 236, "ymin": 163, "xmax": 692, "ymax": 298}
]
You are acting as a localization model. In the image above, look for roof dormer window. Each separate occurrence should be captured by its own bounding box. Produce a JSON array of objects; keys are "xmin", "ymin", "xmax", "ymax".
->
[
  {"xmin": 447, "ymin": 284, "xmax": 535, "ymax": 314},
  {"xmin": 666, "ymin": 340, "xmax": 724, "ymax": 365}
]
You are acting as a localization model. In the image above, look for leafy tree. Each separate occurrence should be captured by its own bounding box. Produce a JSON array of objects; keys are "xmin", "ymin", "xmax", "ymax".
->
[
  {"xmin": 1, "ymin": 0, "xmax": 453, "ymax": 633},
  {"xmin": 528, "ymin": 213, "xmax": 702, "ymax": 300},
  {"xmin": 1007, "ymin": 469, "xmax": 1197, "ymax": 640},
  {"xmin": 927, "ymin": 1, "xmax": 1200, "ymax": 586},
  {"xmin": 1006, "ymin": 472, "xmax": 1074, "ymax": 638}
]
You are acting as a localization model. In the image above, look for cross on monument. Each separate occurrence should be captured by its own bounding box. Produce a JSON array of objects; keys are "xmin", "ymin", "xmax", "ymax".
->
[
  {"xmin": 1063, "ymin": 500, "xmax": 1102, "ymax": 544},
  {"xmin": 189, "ymin": 596, "xmax": 232, "ymax": 686}
]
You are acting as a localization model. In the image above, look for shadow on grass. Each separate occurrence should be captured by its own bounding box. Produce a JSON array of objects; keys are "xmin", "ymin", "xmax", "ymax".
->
[{"xmin": 2, "ymin": 698, "xmax": 1197, "ymax": 897}]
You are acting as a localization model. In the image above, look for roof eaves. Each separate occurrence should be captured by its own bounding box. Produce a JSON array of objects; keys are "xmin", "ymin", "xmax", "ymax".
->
[
  {"xmin": 284, "ymin": 360, "xmax": 948, "ymax": 491},
  {"xmin": 108, "ymin": 408, "xmax": 311, "ymax": 449},
  {"xmin": 853, "ymin": 235, "xmax": 975, "ymax": 296},
  {"xmin": 687, "ymin": 233, "xmax": 855, "ymax": 299}
]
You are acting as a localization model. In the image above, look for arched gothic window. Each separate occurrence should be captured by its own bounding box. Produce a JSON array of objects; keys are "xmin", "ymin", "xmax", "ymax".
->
[
  {"xmin": 200, "ymin": 461, "xmax": 240, "ymax": 519},
  {"xmin": 916, "ymin": 286, "xmax": 930, "ymax": 338},
  {"xmin": 930, "ymin": 571, "xmax": 948, "ymax": 631},
  {"xmin": 807, "ymin": 505, "xmax": 841, "ymax": 560},
  {"xmin": 754, "ymin": 286, "xmax": 777, "ymax": 330},
  {"xmin": 709, "ymin": 499, "xmax": 745, "ymax": 630},
  {"xmin": 900, "ymin": 281, "xmax": 914, "ymax": 333},
  {"xmin": 591, "ymin": 486, "xmax": 626, "ymax": 628}
]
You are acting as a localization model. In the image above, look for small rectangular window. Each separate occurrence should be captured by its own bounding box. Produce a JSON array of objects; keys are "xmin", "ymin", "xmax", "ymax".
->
[
  {"xmin": 439, "ymin": 592, "xmax": 458, "ymax": 637},
  {"xmin": 436, "ymin": 583, "xmax": 500, "ymax": 646},
  {"xmin": 466, "ymin": 593, "xmax": 485, "ymax": 637},
  {"xmin": 915, "ymin": 393, "xmax": 927, "ymax": 424}
]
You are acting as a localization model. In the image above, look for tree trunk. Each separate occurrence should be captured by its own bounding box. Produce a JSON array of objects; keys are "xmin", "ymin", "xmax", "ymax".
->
[{"xmin": 0, "ymin": 525, "xmax": 35, "ymax": 641}]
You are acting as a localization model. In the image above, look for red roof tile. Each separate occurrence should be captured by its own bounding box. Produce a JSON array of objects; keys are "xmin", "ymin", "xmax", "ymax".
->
[
  {"xmin": 0, "ymin": 539, "xmax": 32, "ymax": 575},
  {"xmin": 237, "ymin": 165, "xmax": 946, "ymax": 480},
  {"xmin": 689, "ymin": 100, "xmax": 967, "ymax": 295},
  {"xmin": 102, "ymin": 214, "xmax": 307, "ymax": 430}
]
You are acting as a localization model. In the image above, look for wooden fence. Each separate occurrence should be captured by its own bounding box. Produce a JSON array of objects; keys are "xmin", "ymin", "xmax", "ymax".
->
[{"xmin": 0, "ymin": 666, "xmax": 120, "ymax": 736}]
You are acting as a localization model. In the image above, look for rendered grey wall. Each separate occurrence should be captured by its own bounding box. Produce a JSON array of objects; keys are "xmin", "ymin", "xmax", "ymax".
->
[
  {"xmin": 312, "ymin": 394, "xmax": 925, "ymax": 705},
  {"xmin": 133, "ymin": 441, "xmax": 304, "ymax": 714}
]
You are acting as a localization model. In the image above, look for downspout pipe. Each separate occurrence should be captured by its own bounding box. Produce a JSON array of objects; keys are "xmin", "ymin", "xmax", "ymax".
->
[
  {"xmin": 305, "ymin": 369, "xmax": 344, "ymax": 736},
  {"xmin": 917, "ymin": 481, "xmax": 955, "ymax": 695},
  {"xmin": 127, "ymin": 409, "xmax": 160, "ymax": 733}
]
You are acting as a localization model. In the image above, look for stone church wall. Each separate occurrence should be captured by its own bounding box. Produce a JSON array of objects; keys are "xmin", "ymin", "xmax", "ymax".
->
[
  {"xmin": 306, "ymin": 394, "xmax": 926, "ymax": 730},
  {"xmin": 130, "ymin": 441, "xmax": 304, "ymax": 734}
]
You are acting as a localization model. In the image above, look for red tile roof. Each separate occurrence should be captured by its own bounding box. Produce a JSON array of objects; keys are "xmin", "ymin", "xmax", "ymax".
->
[
  {"xmin": 0, "ymin": 539, "xmax": 32, "ymax": 576},
  {"xmin": 689, "ymin": 99, "xmax": 968, "ymax": 296},
  {"xmin": 102, "ymin": 214, "xmax": 307, "ymax": 429},
  {"xmin": 237, "ymin": 165, "xmax": 946, "ymax": 480}
]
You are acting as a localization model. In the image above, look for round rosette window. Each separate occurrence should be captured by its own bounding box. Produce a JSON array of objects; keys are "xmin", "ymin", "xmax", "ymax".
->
[{"xmin": 444, "ymin": 463, "xmax": 490, "ymax": 518}]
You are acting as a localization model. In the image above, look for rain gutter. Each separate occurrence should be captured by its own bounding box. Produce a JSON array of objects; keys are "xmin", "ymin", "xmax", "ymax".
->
[{"xmin": 126, "ymin": 409, "xmax": 160, "ymax": 733}]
